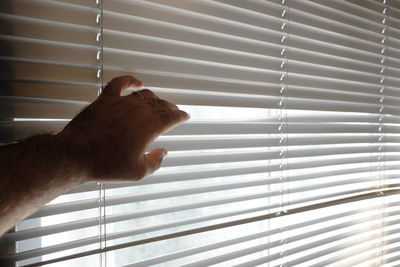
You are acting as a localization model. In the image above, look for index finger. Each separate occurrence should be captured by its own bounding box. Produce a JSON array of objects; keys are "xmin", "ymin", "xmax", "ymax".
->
[
  {"xmin": 101, "ymin": 75, "xmax": 143, "ymax": 97},
  {"xmin": 158, "ymin": 109, "xmax": 190, "ymax": 134}
]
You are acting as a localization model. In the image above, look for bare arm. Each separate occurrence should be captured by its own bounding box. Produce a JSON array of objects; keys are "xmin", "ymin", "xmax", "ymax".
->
[{"xmin": 0, "ymin": 75, "xmax": 189, "ymax": 236}]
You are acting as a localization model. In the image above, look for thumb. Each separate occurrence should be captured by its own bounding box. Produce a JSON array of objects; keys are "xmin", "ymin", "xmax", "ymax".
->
[{"xmin": 139, "ymin": 148, "xmax": 168, "ymax": 178}]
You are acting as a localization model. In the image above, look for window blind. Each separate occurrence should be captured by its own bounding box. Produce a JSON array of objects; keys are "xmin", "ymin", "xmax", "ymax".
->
[{"xmin": 1, "ymin": 0, "xmax": 400, "ymax": 266}]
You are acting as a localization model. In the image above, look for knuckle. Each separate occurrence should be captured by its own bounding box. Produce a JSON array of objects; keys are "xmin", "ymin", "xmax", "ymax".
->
[
  {"xmin": 142, "ymin": 89, "xmax": 159, "ymax": 99},
  {"xmin": 160, "ymin": 99, "xmax": 176, "ymax": 110},
  {"xmin": 158, "ymin": 99, "xmax": 169, "ymax": 106},
  {"xmin": 141, "ymin": 88, "xmax": 153, "ymax": 94},
  {"xmin": 110, "ymin": 76, "xmax": 122, "ymax": 84}
]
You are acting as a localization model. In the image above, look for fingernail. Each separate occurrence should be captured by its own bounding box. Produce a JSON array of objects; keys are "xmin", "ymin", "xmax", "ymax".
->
[
  {"xmin": 162, "ymin": 150, "xmax": 168, "ymax": 159},
  {"xmin": 134, "ymin": 80, "xmax": 143, "ymax": 87}
]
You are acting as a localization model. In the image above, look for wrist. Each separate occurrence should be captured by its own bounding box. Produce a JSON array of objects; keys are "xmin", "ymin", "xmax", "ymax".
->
[{"xmin": 54, "ymin": 132, "xmax": 91, "ymax": 183}]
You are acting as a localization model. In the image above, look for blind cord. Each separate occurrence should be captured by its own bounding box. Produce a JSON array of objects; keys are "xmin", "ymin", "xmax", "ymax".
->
[
  {"xmin": 279, "ymin": 0, "xmax": 289, "ymax": 266},
  {"xmin": 95, "ymin": 0, "xmax": 106, "ymax": 265},
  {"xmin": 377, "ymin": 0, "xmax": 388, "ymax": 264}
]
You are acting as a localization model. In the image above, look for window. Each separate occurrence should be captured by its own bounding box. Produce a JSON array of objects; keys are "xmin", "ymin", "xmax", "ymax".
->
[{"xmin": 1, "ymin": 0, "xmax": 400, "ymax": 266}]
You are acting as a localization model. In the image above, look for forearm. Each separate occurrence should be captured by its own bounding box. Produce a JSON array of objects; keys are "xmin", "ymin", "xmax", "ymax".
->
[
  {"xmin": 0, "ymin": 134, "xmax": 87, "ymax": 236},
  {"xmin": 0, "ymin": 75, "xmax": 189, "ymax": 237}
]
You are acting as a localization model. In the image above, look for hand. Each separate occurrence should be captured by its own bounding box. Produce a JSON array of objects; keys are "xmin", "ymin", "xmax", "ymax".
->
[{"xmin": 57, "ymin": 75, "xmax": 189, "ymax": 181}]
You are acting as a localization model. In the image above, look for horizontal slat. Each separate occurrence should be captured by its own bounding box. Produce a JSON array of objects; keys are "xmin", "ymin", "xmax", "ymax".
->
[
  {"xmin": 1, "ymin": 205, "xmax": 268, "ymax": 243},
  {"xmin": 4, "ymin": 226, "xmax": 270, "ymax": 262},
  {"xmin": 32, "ymin": 164, "xmax": 400, "ymax": 218},
  {"xmin": 152, "ymin": 88, "xmax": 399, "ymax": 112},
  {"xmin": 288, "ymin": 0, "xmax": 383, "ymax": 31},
  {"xmin": 106, "ymin": 68, "xmax": 400, "ymax": 98},
  {"xmin": 213, "ymin": 0, "xmax": 384, "ymax": 45},
  {"xmin": 309, "ymin": 237, "xmax": 400, "ymax": 267},
  {"xmin": 175, "ymin": 216, "xmax": 400, "ymax": 267},
  {"xmin": 28, "ymin": 190, "xmax": 274, "ymax": 238},
  {"xmin": 287, "ymin": 8, "xmax": 383, "ymax": 47},
  {"xmin": 103, "ymin": 29, "xmax": 400, "ymax": 90},
  {"xmin": 250, "ymin": 219, "xmax": 400, "ymax": 267},
  {"xmin": 382, "ymin": 245, "xmax": 400, "ymax": 265},
  {"xmin": 0, "ymin": 59, "xmax": 97, "ymax": 83},
  {"xmin": 1, "ymin": 99, "xmax": 400, "ymax": 125},
  {"xmin": 71, "ymin": 164, "xmax": 400, "ymax": 194},
  {"xmin": 0, "ymin": 47, "xmax": 400, "ymax": 104},
  {"xmin": 332, "ymin": 252, "xmax": 379, "ymax": 267},
  {"xmin": 32, "ymin": 187, "xmax": 269, "ymax": 219},
  {"xmin": 48, "ymin": 177, "xmax": 376, "ymax": 214},
  {"xmin": 116, "ymin": 178, "xmax": 384, "ymax": 212},
  {"xmin": 288, "ymin": 49, "xmax": 388, "ymax": 83},
  {"xmin": 0, "ymin": 121, "xmax": 67, "ymax": 143},
  {"xmin": 251, "ymin": 4, "xmax": 398, "ymax": 65},
  {"xmin": 0, "ymin": 35, "xmax": 98, "ymax": 65},
  {"xmin": 101, "ymin": 27, "xmax": 399, "ymax": 86},
  {"xmin": 3, "ymin": 65, "xmax": 399, "ymax": 114},
  {"xmin": 251, "ymin": 219, "xmax": 400, "ymax": 266},
  {"xmin": 4, "ymin": 117, "xmax": 400, "ymax": 146},
  {"xmin": 0, "ymin": 13, "xmax": 96, "ymax": 45},
  {"xmin": 345, "ymin": 0, "xmax": 386, "ymax": 15},
  {"xmin": 256, "ymin": 114, "xmax": 400, "ymax": 124},
  {"xmin": 127, "ymin": 207, "xmax": 400, "ymax": 266},
  {"xmin": 388, "ymin": 10, "xmax": 400, "ymax": 34},
  {"xmin": 104, "ymin": 0, "xmax": 284, "ymax": 41},
  {"xmin": 102, "ymin": 11, "xmax": 386, "ymax": 73},
  {"xmin": 10, "ymin": 192, "xmax": 400, "ymax": 262},
  {"xmin": 104, "ymin": 46, "xmax": 400, "ymax": 91},
  {"xmin": 103, "ymin": 50, "xmax": 283, "ymax": 85},
  {"xmin": 307, "ymin": 0, "xmax": 383, "ymax": 22},
  {"xmin": 142, "ymin": 0, "xmax": 383, "ymax": 54},
  {"xmin": 284, "ymin": 229, "xmax": 400, "ymax": 267},
  {"xmin": 10, "ymin": 176, "xmax": 400, "ymax": 243},
  {"xmin": 389, "ymin": 0, "xmax": 400, "ymax": 13},
  {"xmin": 104, "ymin": 45, "xmax": 393, "ymax": 86},
  {"xmin": 11, "ymin": 180, "xmax": 399, "ymax": 243},
  {"xmin": 102, "ymin": 1, "xmax": 388, "ymax": 68},
  {"xmin": 102, "ymin": 13, "xmax": 285, "ymax": 63},
  {"xmin": 165, "ymin": 122, "xmax": 400, "ymax": 135},
  {"xmin": 162, "ymin": 145, "xmax": 400, "ymax": 167},
  {"xmin": 5, "ymin": 64, "xmax": 399, "ymax": 105},
  {"xmin": 56, "ymin": 0, "xmax": 95, "ymax": 8},
  {"xmin": 0, "ymin": 79, "xmax": 98, "ymax": 102},
  {"xmin": 151, "ymin": 135, "xmax": 400, "ymax": 151},
  {"xmin": 238, "ymin": 226, "xmax": 400, "ymax": 267},
  {"xmin": 5, "ymin": 0, "xmax": 97, "ymax": 27},
  {"xmin": 102, "ymin": 0, "xmax": 400, "ymax": 76},
  {"xmin": 286, "ymin": 73, "xmax": 391, "ymax": 94},
  {"xmin": 99, "ymin": 154, "xmax": 400, "ymax": 186},
  {"xmin": 0, "ymin": 96, "xmax": 87, "ymax": 119}
]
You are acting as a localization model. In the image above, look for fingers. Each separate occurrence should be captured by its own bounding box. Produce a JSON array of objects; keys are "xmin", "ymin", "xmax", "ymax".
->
[
  {"xmin": 158, "ymin": 109, "xmax": 190, "ymax": 133},
  {"xmin": 129, "ymin": 88, "xmax": 159, "ymax": 100},
  {"xmin": 128, "ymin": 88, "xmax": 190, "ymax": 127},
  {"xmin": 135, "ymin": 148, "xmax": 168, "ymax": 179},
  {"xmin": 145, "ymin": 96, "xmax": 189, "ymax": 132},
  {"xmin": 102, "ymin": 75, "xmax": 142, "ymax": 97},
  {"xmin": 147, "ymin": 98, "xmax": 178, "ymax": 112}
]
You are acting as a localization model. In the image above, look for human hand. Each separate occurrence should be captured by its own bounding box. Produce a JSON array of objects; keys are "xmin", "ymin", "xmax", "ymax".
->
[{"xmin": 58, "ymin": 75, "xmax": 189, "ymax": 181}]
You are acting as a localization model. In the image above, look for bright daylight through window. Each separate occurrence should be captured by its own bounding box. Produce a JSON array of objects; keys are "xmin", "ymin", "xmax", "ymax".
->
[{"xmin": 1, "ymin": 0, "xmax": 400, "ymax": 266}]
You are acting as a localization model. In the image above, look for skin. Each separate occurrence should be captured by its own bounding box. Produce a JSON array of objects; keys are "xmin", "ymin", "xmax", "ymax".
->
[{"xmin": 0, "ymin": 75, "xmax": 189, "ymax": 236}]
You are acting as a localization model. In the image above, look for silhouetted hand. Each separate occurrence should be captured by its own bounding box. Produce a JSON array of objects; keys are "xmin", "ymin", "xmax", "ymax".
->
[{"xmin": 58, "ymin": 75, "xmax": 189, "ymax": 181}]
